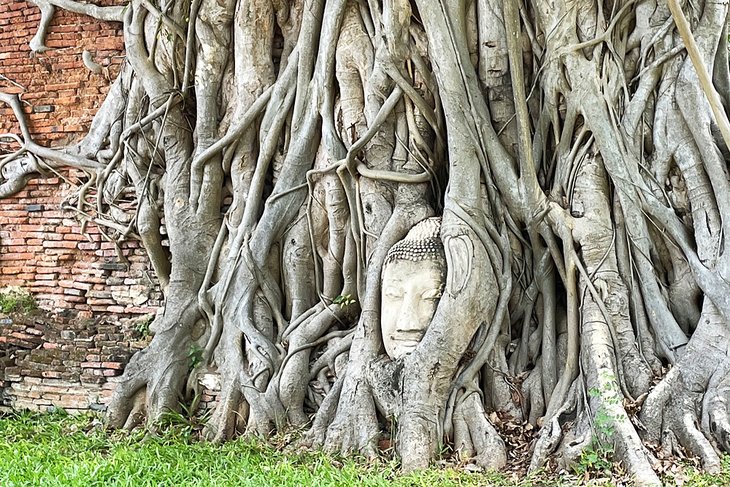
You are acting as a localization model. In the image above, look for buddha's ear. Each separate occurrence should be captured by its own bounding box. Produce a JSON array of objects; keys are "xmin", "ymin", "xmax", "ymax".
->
[{"xmin": 443, "ymin": 233, "xmax": 473, "ymax": 297}]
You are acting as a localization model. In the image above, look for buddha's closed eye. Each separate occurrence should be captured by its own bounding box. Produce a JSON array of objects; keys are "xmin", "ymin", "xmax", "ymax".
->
[
  {"xmin": 383, "ymin": 287, "xmax": 403, "ymax": 299},
  {"xmin": 420, "ymin": 289, "xmax": 442, "ymax": 300}
]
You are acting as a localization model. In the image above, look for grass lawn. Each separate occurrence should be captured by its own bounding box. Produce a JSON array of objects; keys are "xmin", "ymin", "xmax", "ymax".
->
[{"xmin": 1, "ymin": 410, "xmax": 728, "ymax": 486}]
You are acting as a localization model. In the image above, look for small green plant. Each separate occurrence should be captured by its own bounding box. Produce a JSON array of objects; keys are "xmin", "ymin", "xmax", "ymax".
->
[
  {"xmin": 188, "ymin": 343, "xmax": 204, "ymax": 370},
  {"xmin": 593, "ymin": 405, "xmax": 616, "ymax": 438},
  {"xmin": 153, "ymin": 409, "xmax": 198, "ymax": 443},
  {"xmin": 576, "ymin": 385, "xmax": 620, "ymax": 477},
  {"xmin": 333, "ymin": 294, "xmax": 356, "ymax": 309},
  {"xmin": 575, "ymin": 443, "xmax": 615, "ymax": 476},
  {"xmin": 135, "ymin": 315, "xmax": 154, "ymax": 338},
  {"xmin": 0, "ymin": 286, "xmax": 37, "ymax": 314}
]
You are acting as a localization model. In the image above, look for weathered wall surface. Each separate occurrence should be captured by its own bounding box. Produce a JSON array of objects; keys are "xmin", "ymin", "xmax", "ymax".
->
[
  {"xmin": 0, "ymin": 312, "xmax": 150, "ymax": 412},
  {"xmin": 0, "ymin": 1, "xmax": 124, "ymax": 144},
  {"xmin": 0, "ymin": 2, "xmax": 173, "ymax": 412},
  {"xmin": 0, "ymin": 175, "xmax": 162, "ymax": 315},
  {"xmin": 0, "ymin": 0, "xmax": 163, "ymax": 315}
]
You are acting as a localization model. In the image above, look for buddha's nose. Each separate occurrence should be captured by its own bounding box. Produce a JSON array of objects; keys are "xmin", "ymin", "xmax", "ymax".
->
[{"xmin": 396, "ymin": 295, "xmax": 423, "ymax": 332}]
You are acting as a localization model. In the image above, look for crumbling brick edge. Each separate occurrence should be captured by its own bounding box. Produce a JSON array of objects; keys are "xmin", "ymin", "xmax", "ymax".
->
[{"xmin": 0, "ymin": 311, "xmax": 220, "ymax": 415}]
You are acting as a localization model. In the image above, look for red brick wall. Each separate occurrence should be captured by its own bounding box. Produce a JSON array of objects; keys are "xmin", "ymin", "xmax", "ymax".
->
[
  {"xmin": 0, "ymin": 311, "xmax": 221, "ymax": 413},
  {"xmin": 0, "ymin": 313, "xmax": 150, "ymax": 413},
  {"xmin": 0, "ymin": 1, "xmax": 162, "ymax": 316},
  {"xmin": 0, "ymin": 0, "xmax": 125, "ymax": 144}
]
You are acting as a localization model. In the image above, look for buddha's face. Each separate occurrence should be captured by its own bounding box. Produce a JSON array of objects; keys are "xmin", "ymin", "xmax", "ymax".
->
[{"xmin": 381, "ymin": 259, "xmax": 444, "ymax": 359}]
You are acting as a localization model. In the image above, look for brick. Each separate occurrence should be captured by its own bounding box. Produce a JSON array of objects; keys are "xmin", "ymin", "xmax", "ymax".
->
[
  {"xmin": 101, "ymin": 362, "xmax": 124, "ymax": 370},
  {"xmin": 0, "ymin": 210, "xmax": 27, "ymax": 217},
  {"xmin": 42, "ymin": 241, "xmax": 78, "ymax": 249},
  {"xmin": 42, "ymin": 371, "xmax": 68, "ymax": 380},
  {"xmin": 1, "ymin": 238, "xmax": 25, "ymax": 245},
  {"xmin": 33, "ymin": 274, "xmax": 57, "ymax": 281},
  {"xmin": 79, "ymin": 362, "xmax": 102, "ymax": 368},
  {"xmin": 35, "ymin": 267, "xmax": 63, "ymax": 274},
  {"xmin": 18, "ymin": 225, "xmax": 45, "ymax": 232},
  {"xmin": 1, "ymin": 252, "xmax": 33, "ymax": 260}
]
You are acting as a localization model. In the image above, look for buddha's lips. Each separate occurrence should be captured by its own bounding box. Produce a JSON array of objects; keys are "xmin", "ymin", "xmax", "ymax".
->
[{"xmin": 393, "ymin": 339, "xmax": 420, "ymax": 350}]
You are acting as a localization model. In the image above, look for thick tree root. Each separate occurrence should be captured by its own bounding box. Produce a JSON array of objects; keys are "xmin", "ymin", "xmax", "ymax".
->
[
  {"xmin": 202, "ymin": 322, "xmax": 247, "ymax": 442},
  {"xmin": 704, "ymin": 366, "xmax": 730, "ymax": 452},
  {"xmin": 107, "ymin": 327, "xmax": 193, "ymax": 429},
  {"xmin": 641, "ymin": 369, "xmax": 723, "ymax": 474},
  {"xmin": 530, "ymin": 290, "xmax": 662, "ymax": 485},
  {"xmin": 452, "ymin": 391, "xmax": 507, "ymax": 470},
  {"xmin": 642, "ymin": 303, "xmax": 730, "ymax": 474}
]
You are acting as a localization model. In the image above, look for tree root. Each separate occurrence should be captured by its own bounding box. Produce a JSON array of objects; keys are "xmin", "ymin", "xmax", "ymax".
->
[
  {"xmin": 641, "ymin": 302, "xmax": 730, "ymax": 474},
  {"xmin": 10, "ymin": 0, "xmax": 730, "ymax": 480},
  {"xmin": 320, "ymin": 370, "xmax": 380, "ymax": 459},
  {"xmin": 452, "ymin": 390, "xmax": 507, "ymax": 470},
  {"xmin": 107, "ymin": 328, "xmax": 192, "ymax": 429},
  {"xmin": 641, "ymin": 368, "xmax": 723, "ymax": 474}
]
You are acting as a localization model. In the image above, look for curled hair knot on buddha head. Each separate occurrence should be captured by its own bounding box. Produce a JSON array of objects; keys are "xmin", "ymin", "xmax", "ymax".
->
[{"xmin": 383, "ymin": 217, "xmax": 445, "ymax": 268}]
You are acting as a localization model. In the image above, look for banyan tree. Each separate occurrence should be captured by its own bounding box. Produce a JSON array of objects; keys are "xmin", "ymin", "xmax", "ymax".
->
[{"xmin": 2, "ymin": 0, "xmax": 730, "ymax": 483}]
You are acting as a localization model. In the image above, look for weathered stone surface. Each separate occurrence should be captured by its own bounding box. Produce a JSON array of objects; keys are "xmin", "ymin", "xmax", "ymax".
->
[{"xmin": 0, "ymin": 310, "xmax": 160, "ymax": 413}]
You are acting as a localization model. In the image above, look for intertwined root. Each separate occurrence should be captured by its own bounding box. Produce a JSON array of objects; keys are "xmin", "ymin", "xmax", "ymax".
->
[
  {"xmin": 107, "ymin": 314, "xmax": 194, "ymax": 431},
  {"xmin": 317, "ymin": 374, "xmax": 381, "ymax": 459},
  {"xmin": 528, "ymin": 301, "xmax": 664, "ymax": 485},
  {"xmin": 202, "ymin": 322, "xmax": 246, "ymax": 442},
  {"xmin": 106, "ymin": 348, "xmax": 190, "ymax": 430},
  {"xmin": 639, "ymin": 303, "xmax": 730, "ymax": 474},
  {"xmin": 641, "ymin": 367, "xmax": 726, "ymax": 474},
  {"xmin": 452, "ymin": 392, "xmax": 507, "ymax": 470},
  {"xmin": 705, "ymin": 368, "xmax": 730, "ymax": 453}
]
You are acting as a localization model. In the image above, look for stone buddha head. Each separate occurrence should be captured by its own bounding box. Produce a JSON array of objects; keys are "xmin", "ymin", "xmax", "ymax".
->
[{"xmin": 381, "ymin": 217, "xmax": 446, "ymax": 359}]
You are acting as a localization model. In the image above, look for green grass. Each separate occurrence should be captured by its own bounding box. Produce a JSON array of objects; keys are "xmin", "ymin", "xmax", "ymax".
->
[
  {"xmin": 1, "ymin": 411, "xmax": 730, "ymax": 487},
  {"xmin": 0, "ymin": 410, "xmax": 521, "ymax": 487}
]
